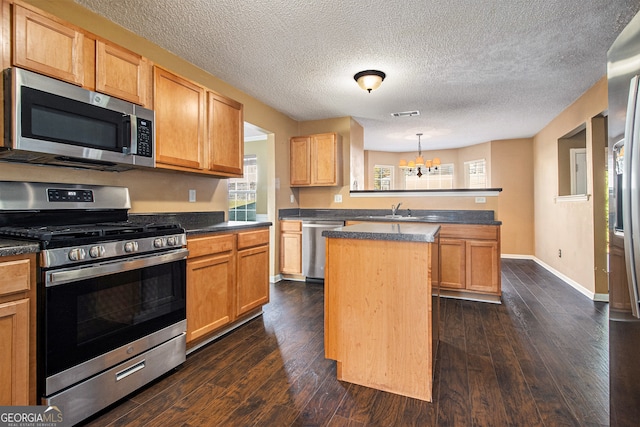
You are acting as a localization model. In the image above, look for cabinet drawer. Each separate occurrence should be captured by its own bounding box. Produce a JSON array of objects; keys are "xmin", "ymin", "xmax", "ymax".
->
[
  {"xmin": 439, "ymin": 224, "xmax": 498, "ymax": 240},
  {"xmin": 187, "ymin": 234, "xmax": 235, "ymax": 258},
  {"xmin": 280, "ymin": 220, "xmax": 302, "ymax": 232},
  {"xmin": 237, "ymin": 229, "xmax": 269, "ymax": 250},
  {"xmin": 0, "ymin": 258, "xmax": 32, "ymax": 296}
]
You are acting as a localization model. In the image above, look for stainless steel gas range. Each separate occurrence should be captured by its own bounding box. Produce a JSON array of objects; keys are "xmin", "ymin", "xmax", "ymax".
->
[{"xmin": 0, "ymin": 181, "xmax": 188, "ymax": 426}]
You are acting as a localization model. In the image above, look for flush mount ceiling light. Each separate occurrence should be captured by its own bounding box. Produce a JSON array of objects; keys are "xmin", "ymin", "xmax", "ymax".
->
[{"xmin": 354, "ymin": 70, "xmax": 386, "ymax": 93}]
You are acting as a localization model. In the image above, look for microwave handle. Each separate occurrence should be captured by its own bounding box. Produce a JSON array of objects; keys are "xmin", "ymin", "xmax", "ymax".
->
[{"xmin": 123, "ymin": 114, "xmax": 138, "ymax": 155}]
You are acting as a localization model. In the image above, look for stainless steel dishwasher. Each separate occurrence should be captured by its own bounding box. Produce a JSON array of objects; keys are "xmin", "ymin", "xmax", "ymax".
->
[{"xmin": 302, "ymin": 220, "xmax": 344, "ymax": 281}]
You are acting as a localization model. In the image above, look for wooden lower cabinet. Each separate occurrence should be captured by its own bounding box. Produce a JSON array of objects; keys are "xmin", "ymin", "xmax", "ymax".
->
[
  {"xmin": 186, "ymin": 227, "xmax": 270, "ymax": 347},
  {"xmin": 466, "ymin": 240, "xmax": 500, "ymax": 293},
  {"xmin": 0, "ymin": 253, "xmax": 35, "ymax": 405},
  {"xmin": 439, "ymin": 225, "xmax": 501, "ymax": 298},
  {"xmin": 280, "ymin": 220, "xmax": 302, "ymax": 275},
  {"xmin": 237, "ymin": 243, "xmax": 270, "ymax": 316},
  {"xmin": 186, "ymin": 251, "xmax": 234, "ymax": 342},
  {"xmin": 440, "ymin": 238, "xmax": 466, "ymax": 289},
  {"xmin": 0, "ymin": 298, "xmax": 29, "ymax": 405}
]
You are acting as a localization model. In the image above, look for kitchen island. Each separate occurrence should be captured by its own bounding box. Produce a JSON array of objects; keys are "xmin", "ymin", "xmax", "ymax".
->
[{"xmin": 323, "ymin": 222, "xmax": 440, "ymax": 401}]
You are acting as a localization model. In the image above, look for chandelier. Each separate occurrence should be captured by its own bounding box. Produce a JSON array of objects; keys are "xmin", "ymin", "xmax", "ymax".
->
[{"xmin": 399, "ymin": 133, "xmax": 440, "ymax": 177}]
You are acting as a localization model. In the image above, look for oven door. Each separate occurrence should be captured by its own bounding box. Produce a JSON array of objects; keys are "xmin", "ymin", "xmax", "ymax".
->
[{"xmin": 41, "ymin": 248, "xmax": 187, "ymax": 396}]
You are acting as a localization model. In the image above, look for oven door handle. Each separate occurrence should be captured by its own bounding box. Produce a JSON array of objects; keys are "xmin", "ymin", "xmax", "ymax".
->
[{"xmin": 45, "ymin": 248, "xmax": 189, "ymax": 287}]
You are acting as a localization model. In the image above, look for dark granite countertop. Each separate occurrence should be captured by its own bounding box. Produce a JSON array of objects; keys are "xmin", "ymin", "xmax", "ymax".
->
[
  {"xmin": 279, "ymin": 208, "xmax": 501, "ymax": 225},
  {"xmin": 129, "ymin": 212, "xmax": 271, "ymax": 236},
  {"xmin": 0, "ymin": 239, "xmax": 40, "ymax": 257},
  {"xmin": 323, "ymin": 222, "xmax": 440, "ymax": 242}
]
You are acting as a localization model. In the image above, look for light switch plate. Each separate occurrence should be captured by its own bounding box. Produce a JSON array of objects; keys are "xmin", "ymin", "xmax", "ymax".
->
[
  {"xmin": 189, "ymin": 189, "xmax": 196, "ymax": 202},
  {"xmin": 334, "ymin": 194, "xmax": 343, "ymax": 203}
]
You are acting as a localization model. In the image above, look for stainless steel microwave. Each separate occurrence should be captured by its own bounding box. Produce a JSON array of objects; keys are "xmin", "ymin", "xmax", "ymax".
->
[{"xmin": 1, "ymin": 67, "xmax": 155, "ymax": 171}]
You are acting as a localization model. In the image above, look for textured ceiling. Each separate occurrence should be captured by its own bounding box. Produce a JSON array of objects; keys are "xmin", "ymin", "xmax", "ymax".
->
[{"xmin": 75, "ymin": 0, "xmax": 640, "ymax": 152}]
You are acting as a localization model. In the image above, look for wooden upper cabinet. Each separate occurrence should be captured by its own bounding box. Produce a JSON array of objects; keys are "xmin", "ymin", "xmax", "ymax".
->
[
  {"xmin": 11, "ymin": 4, "xmax": 152, "ymax": 106},
  {"xmin": 208, "ymin": 91, "xmax": 243, "ymax": 177},
  {"xmin": 290, "ymin": 133, "xmax": 341, "ymax": 187},
  {"xmin": 95, "ymin": 41, "xmax": 151, "ymax": 106},
  {"xmin": 13, "ymin": 4, "xmax": 84, "ymax": 85},
  {"xmin": 154, "ymin": 66, "xmax": 206, "ymax": 171},
  {"xmin": 290, "ymin": 136, "xmax": 312, "ymax": 186},
  {"xmin": 312, "ymin": 133, "xmax": 339, "ymax": 185}
]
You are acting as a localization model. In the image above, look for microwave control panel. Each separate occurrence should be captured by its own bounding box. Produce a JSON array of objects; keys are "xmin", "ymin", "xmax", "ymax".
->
[{"xmin": 136, "ymin": 118, "xmax": 153, "ymax": 157}]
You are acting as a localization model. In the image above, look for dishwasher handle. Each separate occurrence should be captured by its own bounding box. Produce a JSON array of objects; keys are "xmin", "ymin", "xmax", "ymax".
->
[{"xmin": 302, "ymin": 222, "xmax": 344, "ymax": 228}]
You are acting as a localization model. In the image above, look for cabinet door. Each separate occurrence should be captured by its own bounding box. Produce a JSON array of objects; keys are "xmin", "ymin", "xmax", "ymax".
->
[
  {"xmin": 290, "ymin": 136, "xmax": 311, "ymax": 186},
  {"xmin": 237, "ymin": 244, "xmax": 270, "ymax": 316},
  {"xmin": 280, "ymin": 230, "xmax": 302, "ymax": 275},
  {"xmin": 0, "ymin": 299, "xmax": 29, "ymax": 405},
  {"xmin": 466, "ymin": 240, "xmax": 500, "ymax": 293},
  {"xmin": 96, "ymin": 41, "xmax": 150, "ymax": 106},
  {"xmin": 154, "ymin": 66, "xmax": 206, "ymax": 170},
  {"xmin": 13, "ymin": 5, "xmax": 84, "ymax": 85},
  {"xmin": 208, "ymin": 91, "xmax": 243, "ymax": 176},
  {"xmin": 312, "ymin": 133, "xmax": 338, "ymax": 185},
  {"xmin": 186, "ymin": 253, "xmax": 234, "ymax": 343},
  {"xmin": 440, "ymin": 238, "xmax": 466, "ymax": 289}
]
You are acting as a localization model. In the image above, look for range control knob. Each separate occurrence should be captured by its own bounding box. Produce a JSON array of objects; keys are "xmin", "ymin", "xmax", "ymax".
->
[
  {"xmin": 153, "ymin": 238, "xmax": 165, "ymax": 248},
  {"xmin": 124, "ymin": 241, "xmax": 139, "ymax": 253},
  {"xmin": 166, "ymin": 236, "xmax": 177, "ymax": 246},
  {"xmin": 89, "ymin": 245, "xmax": 106, "ymax": 258},
  {"xmin": 68, "ymin": 248, "xmax": 86, "ymax": 261}
]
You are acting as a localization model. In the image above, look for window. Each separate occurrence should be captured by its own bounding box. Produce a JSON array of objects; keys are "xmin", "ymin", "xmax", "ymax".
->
[
  {"xmin": 228, "ymin": 155, "xmax": 257, "ymax": 221},
  {"xmin": 374, "ymin": 165, "xmax": 394, "ymax": 190},
  {"xmin": 404, "ymin": 164, "xmax": 454, "ymax": 189},
  {"xmin": 464, "ymin": 159, "xmax": 487, "ymax": 188}
]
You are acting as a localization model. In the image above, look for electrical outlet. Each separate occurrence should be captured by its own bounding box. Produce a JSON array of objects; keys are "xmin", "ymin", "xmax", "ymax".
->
[
  {"xmin": 334, "ymin": 194, "xmax": 343, "ymax": 203},
  {"xmin": 475, "ymin": 197, "xmax": 486, "ymax": 203},
  {"xmin": 188, "ymin": 189, "xmax": 196, "ymax": 202},
  {"xmin": 558, "ymin": 249, "xmax": 562, "ymax": 258},
  {"xmin": 290, "ymin": 194, "xmax": 295, "ymax": 203}
]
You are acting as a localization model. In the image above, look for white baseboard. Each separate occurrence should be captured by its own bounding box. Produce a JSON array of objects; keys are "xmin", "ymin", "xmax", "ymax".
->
[
  {"xmin": 270, "ymin": 274, "xmax": 283, "ymax": 283},
  {"xmin": 501, "ymin": 254, "xmax": 609, "ymax": 302}
]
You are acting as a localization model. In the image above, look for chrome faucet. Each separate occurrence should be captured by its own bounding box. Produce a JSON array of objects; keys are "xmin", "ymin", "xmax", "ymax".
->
[{"xmin": 391, "ymin": 203, "xmax": 402, "ymax": 216}]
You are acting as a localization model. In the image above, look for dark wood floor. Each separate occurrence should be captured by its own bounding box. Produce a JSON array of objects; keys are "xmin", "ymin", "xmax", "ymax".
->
[{"xmin": 83, "ymin": 259, "xmax": 609, "ymax": 426}]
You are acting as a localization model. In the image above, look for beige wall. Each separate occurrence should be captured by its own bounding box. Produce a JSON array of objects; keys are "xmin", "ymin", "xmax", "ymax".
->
[
  {"xmin": 533, "ymin": 77, "xmax": 608, "ymax": 295},
  {"xmin": 491, "ymin": 139, "xmax": 534, "ymax": 255}
]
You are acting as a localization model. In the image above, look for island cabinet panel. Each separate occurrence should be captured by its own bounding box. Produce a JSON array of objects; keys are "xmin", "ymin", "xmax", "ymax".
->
[
  {"xmin": 13, "ymin": 4, "xmax": 84, "ymax": 85},
  {"xmin": 325, "ymin": 237, "xmax": 436, "ymax": 401},
  {"xmin": 154, "ymin": 66, "xmax": 206, "ymax": 171}
]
